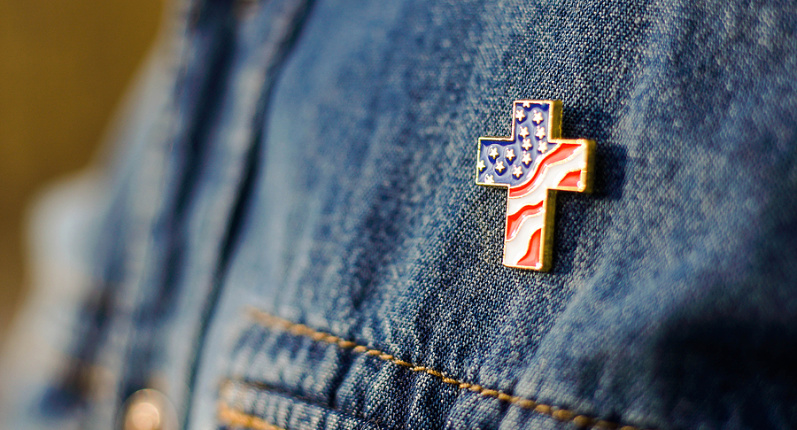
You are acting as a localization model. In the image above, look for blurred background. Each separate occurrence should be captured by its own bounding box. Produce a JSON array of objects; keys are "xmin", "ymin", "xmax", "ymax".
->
[{"xmin": 0, "ymin": 0, "xmax": 165, "ymax": 339}]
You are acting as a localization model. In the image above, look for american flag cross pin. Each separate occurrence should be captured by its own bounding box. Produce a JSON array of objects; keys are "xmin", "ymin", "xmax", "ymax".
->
[{"xmin": 476, "ymin": 100, "xmax": 595, "ymax": 271}]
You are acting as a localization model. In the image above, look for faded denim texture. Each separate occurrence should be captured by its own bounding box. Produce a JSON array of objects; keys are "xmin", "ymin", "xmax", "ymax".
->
[{"xmin": 2, "ymin": 0, "xmax": 797, "ymax": 429}]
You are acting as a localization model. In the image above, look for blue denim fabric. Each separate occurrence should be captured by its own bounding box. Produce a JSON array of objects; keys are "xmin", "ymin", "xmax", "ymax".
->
[{"xmin": 3, "ymin": 0, "xmax": 797, "ymax": 429}]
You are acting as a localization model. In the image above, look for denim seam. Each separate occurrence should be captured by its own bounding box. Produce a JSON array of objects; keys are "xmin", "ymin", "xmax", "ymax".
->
[
  {"xmin": 218, "ymin": 402, "xmax": 287, "ymax": 430},
  {"xmin": 245, "ymin": 307, "xmax": 652, "ymax": 430},
  {"xmin": 219, "ymin": 378, "xmax": 391, "ymax": 429}
]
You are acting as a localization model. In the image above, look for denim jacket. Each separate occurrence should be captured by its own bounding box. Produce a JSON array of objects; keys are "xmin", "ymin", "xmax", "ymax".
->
[{"xmin": 3, "ymin": 0, "xmax": 797, "ymax": 429}]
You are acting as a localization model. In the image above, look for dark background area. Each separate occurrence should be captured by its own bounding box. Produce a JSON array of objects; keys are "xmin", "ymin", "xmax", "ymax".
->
[{"xmin": 0, "ymin": 0, "xmax": 165, "ymax": 338}]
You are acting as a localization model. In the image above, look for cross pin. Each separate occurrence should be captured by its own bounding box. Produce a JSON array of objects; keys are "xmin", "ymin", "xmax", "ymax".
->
[{"xmin": 476, "ymin": 100, "xmax": 595, "ymax": 271}]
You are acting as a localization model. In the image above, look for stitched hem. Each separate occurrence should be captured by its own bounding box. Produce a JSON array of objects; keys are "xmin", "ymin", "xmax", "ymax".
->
[
  {"xmin": 220, "ymin": 379, "xmax": 390, "ymax": 429},
  {"xmin": 218, "ymin": 402, "xmax": 287, "ymax": 430},
  {"xmin": 244, "ymin": 307, "xmax": 651, "ymax": 430}
]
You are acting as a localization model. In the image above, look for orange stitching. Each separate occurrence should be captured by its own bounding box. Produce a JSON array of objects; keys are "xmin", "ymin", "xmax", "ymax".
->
[
  {"xmin": 218, "ymin": 401, "xmax": 287, "ymax": 430},
  {"xmin": 219, "ymin": 379, "xmax": 389, "ymax": 429},
  {"xmin": 246, "ymin": 307, "xmax": 652, "ymax": 430}
]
